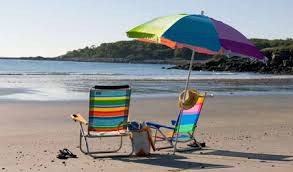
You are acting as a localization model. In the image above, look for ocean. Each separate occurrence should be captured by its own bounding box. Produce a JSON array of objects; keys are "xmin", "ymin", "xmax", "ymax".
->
[{"xmin": 0, "ymin": 59, "xmax": 293, "ymax": 101}]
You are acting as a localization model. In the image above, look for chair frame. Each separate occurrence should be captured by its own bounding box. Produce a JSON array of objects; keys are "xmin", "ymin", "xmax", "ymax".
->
[
  {"xmin": 78, "ymin": 121, "xmax": 134, "ymax": 158},
  {"xmin": 147, "ymin": 92, "xmax": 207, "ymax": 153},
  {"xmin": 71, "ymin": 85, "xmax": 134, "ymax": 158}
]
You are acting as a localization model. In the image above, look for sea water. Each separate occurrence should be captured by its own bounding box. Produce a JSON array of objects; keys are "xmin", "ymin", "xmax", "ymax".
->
[{"xmin": 0, "ymin": 59, "xmax": 293, "ymax": 101}]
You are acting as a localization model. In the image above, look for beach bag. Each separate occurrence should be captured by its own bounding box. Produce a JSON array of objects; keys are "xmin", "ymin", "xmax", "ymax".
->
[{"xmin": 130, "ymin": 127, "xmax": 155, "ymax": 156}]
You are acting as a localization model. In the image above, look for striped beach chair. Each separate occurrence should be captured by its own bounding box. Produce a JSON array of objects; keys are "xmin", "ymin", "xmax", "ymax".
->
[
  {"xmin": 147, "ymin": 92, "xmax": 206, "ymax": 152},
  {"xmin": 71, "ymin": 85, "xmax": 133, "ymax": 158}
]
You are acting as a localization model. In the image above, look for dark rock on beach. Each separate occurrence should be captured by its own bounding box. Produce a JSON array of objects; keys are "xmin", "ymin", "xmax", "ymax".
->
[{"xmin": 168, "ymin": 50, "xmax": 293, "ymax": 75}]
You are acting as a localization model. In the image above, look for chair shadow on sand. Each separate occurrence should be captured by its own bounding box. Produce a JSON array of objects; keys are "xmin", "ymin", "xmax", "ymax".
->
[
  {"xmin": 114, "ymin": 154, "xmax": 232, "ymax": 170},
  {"xmin": 189, "ymin": 149, "xmax": 293, "ymax": 162}
]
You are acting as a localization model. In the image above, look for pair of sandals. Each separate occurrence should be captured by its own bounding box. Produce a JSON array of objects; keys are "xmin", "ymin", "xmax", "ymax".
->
[
  {"xmin": 57, "ymin": 148, "xmax": 77, "ymax": 159},
  {"xmin": 187, "ymin": 141, "xmax": 206, "ymax": 148}
]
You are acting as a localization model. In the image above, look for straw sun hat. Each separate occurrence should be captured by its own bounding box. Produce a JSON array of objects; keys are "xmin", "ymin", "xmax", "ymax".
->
[{"xmin": 178, "ymin": 89, "xmax": 200, "ymax": 110}]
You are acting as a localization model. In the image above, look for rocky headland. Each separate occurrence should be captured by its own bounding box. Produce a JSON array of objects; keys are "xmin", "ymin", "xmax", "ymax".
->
[{"xmin": 169, "ymin": 45, "xmax": 293, "ymax": 74}]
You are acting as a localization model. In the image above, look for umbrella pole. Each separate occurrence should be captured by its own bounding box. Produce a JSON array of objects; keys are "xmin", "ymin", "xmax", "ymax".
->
[
  {"xmin": 184, "ymin": 50, "xmax": 196, "ymax": 92},
  {"xmin": 173, "ymin": 50, "xmax": 195, "ymax": 154}
]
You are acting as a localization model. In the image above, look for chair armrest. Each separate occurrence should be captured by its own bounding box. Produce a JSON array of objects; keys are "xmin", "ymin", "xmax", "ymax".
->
[
  {"xmin": 71, "ymin": 113, "xmax": 88, "ymax": 125},
  {"xmin": 171, "ymin": 120, "xmax": 177, "ymax": 126},
  {"xmin": 146, "ymin": 122, "xmax": 175, "ymax": 130}
]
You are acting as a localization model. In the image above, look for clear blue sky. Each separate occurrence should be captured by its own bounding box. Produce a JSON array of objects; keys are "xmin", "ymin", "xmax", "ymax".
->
[{"xmin": 0, "ymin": 0, "xmax": 292, "ymax": 57}]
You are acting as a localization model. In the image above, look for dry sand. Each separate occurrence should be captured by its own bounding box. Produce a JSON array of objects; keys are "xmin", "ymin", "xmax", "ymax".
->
[{"xmin": 0, "ymin": 96, "xmax": 293, "ymax": 171}]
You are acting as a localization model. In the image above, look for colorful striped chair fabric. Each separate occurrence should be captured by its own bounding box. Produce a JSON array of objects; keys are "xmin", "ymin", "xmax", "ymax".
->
[
  {"xmin": 146, "ymin": 92, "xmax": 206, "ymax": 151},
  {"xmin": 175, "ymin": 96, "xmax": 205, "ymax": 134},
  {"xmin": 88, "ymin": 87, "xmax": 131, "ymax": 135}
]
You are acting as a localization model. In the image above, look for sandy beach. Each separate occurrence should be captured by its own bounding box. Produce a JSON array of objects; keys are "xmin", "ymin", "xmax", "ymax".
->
[
  {"xmin": 1, "ymin": 0, "xmax": 293, "ymax": 171},
  {"xmin": 0, "ymin": 95, "xmax": 292, "ymax": 171}
]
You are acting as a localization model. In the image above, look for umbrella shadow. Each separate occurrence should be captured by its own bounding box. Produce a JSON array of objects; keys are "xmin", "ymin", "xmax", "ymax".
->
[
  {"xmin": 113, "ymin": 154, "xmax": 232, "ymax": 170},
  {"xmin": 198, "ymin": 149, "xmax": 293, "ymax": 162}
]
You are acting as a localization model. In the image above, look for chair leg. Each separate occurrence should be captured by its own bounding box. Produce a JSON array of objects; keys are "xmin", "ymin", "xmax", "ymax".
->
[
  {"xmin": 153, "ymin": 130, "xmax": 158, "ymax": 145},
  {"xmin": 173, "ymin": 140, "xmax": 177, "ymax": 154},
  {"xmin": 189, "ymin": 132, "xmax": 203, "ymax": 148},
  {"xmin": 156, "ymin": 145, "xmax": 174, "ymax": 151},
  {"xmin": 79, "ymin": 133, "xmax": 133, "ymax": 158},
  {"xmin": 79, "ymin": 131, "xmax": 90, "ymax": 155},
  {"xmin": 159, "ymin": 129, "xmax": 174, "ymax": 147},
  {"xmin": 174, "ymin": 135, "xmax": 202, "ymax": 153},
  {"xmin": 88, "ymin": 136, "xmax": 123, "ymax": 154},
  {"xmin": 152, "ymin": 128, "xmax": 174, "ymax": 151},
  {"xmin": 192, "ymin": 138, "xmax": 203, "ymax": 149}
]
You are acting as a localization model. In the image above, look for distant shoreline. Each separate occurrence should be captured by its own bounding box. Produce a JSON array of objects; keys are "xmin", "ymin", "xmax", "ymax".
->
[
  {"xmin": 1, "ymin": 57, "xmax": 293, "ymax": 75},
  {"xmin": 0, "ymin": 57, "xmax": 191, "ymax": 65}
]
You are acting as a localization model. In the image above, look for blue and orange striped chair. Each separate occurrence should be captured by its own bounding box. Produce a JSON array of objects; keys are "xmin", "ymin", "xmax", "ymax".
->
[
  {"xmin": 71, "ymin": 85, "xmax": 133, "ymax": 158},
  {"xmin": 146, "ymin": 92, "xmax": 207, "ymax": 152}
]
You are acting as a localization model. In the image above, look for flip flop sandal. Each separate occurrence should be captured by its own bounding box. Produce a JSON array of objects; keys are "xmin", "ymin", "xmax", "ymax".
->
[
  {"xmin": 57, "ymin": 150, "xmax": 68, "ymax": 159},
  {"xmin": 187, "ymin": 141, "xmax": 206, "ymax": 148},
  {"xmin": 200, "ymin": 142, "xmax": 206, "ymax": 147},
  {"xmin": 63, "ymin": 148, "xmax": 77, "ymax": 158}
]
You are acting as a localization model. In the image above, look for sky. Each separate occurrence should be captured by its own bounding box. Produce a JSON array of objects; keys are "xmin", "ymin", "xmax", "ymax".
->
[{"xmin": 0, "ymin": 0, "xmax": 292, "ymax": 57}]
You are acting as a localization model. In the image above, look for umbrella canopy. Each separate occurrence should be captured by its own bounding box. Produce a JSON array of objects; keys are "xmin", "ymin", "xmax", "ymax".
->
[{"xmin": 127, "ymin": 14, "xmax": 267, "ymax": 62}]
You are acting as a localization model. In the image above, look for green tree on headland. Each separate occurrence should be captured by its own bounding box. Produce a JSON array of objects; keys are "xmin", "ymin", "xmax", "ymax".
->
[
  {"xmin": 251, "ymin": 38, "xmax": 293, "ymax": 49},
  {"xmin": 59, "ymin": 38, "xmax": 293, "ymax": 63}
]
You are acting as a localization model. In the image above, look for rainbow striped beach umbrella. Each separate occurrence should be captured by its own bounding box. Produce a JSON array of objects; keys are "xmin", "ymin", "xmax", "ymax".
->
[
  {"xmin": 127, "ymin": 13, "xmax": 267, "ymax": 91},
  {"xmin": 127, "ymin": 13, "xmax": 267, "ymax": 62}
]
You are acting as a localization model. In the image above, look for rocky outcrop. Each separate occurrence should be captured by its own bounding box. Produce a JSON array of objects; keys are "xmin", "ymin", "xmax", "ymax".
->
[{"xmin": 168, "ymin": 53, "xmax": 293, "ymax": 75}]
